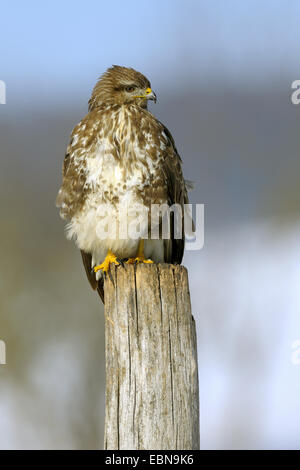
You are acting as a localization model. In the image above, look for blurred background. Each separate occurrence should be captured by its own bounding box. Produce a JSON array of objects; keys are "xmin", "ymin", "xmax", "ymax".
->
[{"xmin": 0, "ymin": 0, "xmax": 300, "ymax": 449}]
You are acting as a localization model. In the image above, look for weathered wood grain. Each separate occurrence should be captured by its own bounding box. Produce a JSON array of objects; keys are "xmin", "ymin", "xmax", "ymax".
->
[{"xmin": 104, "ymin": 263, "xmax": 199, "ymax": 450}]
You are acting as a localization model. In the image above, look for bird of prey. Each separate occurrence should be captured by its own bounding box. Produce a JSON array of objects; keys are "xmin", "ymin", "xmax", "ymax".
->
[{"xmin": 56, "ymin": 65, "xmax": 191, "ymax": 302}]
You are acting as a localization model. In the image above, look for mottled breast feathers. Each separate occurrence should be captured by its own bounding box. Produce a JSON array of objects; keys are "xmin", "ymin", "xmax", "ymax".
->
[{"xmin": 57, "ymin": 103, "xmax": 188, "ymax": 228}]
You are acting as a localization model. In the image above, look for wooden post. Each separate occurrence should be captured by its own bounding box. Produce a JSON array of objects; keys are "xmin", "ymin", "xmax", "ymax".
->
[{"xmin": 104, "ymin": 263, "xmax": 199, "ymax": 450}]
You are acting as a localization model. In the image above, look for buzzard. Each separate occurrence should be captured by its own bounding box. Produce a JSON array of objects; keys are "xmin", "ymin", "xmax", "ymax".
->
[{"xmin": 56, "ymin": 66, "xmax": 190, "ymax": 302}]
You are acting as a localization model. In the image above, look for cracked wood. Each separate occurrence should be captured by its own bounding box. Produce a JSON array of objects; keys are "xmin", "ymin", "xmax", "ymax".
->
[{"xmin": 104, "ymin": 263, "xmax": 199, "ymax": 450}]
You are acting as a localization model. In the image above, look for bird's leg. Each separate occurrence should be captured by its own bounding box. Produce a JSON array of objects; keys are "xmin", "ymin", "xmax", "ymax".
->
[
  {"xmin": 94, "ymin": 250, "xmax": 120, "ymax": 274},
  {"xmin": 127, "ymin": 239, "xmax": 153, "ymax": 265}
]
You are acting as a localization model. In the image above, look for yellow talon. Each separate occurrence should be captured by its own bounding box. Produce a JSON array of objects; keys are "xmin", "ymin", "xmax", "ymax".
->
[
  {"xmin": 126, "ymin": 256, "xmax": 153, "ymax": 265},
  {"xmin": 126, "ymin": 240, "xmax": 153, "ymax": 265},
  {"xmin": 94, "ymin": 250, "xmax": 119, "ymax": 273}
]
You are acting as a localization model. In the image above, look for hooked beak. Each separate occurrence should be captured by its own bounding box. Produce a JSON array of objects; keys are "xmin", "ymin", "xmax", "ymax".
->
[{"xmin": 145, "ymin": 87, "xmax": 157, "ymax": 103}]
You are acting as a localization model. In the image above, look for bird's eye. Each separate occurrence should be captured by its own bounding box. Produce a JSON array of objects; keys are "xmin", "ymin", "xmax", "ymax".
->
[{"xmin": 125, "ymin": 86, "xmax": 136, "ymax": 92}]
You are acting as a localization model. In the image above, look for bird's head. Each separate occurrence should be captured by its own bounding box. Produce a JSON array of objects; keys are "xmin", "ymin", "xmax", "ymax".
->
[{"xmin": 89, "ymin": 65, "xmax": 157, "ymax": 110}]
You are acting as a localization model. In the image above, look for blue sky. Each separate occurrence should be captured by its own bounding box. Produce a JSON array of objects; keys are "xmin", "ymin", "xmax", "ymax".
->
[{"xmin": 1, "ymin": 0, "xmax": 300, "ymax": 103}]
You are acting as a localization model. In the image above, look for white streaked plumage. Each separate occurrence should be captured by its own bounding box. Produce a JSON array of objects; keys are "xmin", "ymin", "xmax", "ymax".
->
[{"xmin": 56, "ymin": 66, "xmax": 190, "ymax": 301}]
